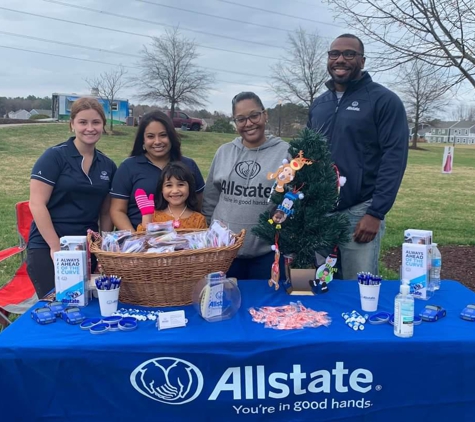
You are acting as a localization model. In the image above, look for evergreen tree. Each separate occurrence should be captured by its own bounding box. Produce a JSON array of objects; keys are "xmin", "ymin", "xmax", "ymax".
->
[
  {"xmin": 210, "ymin": 118, "xmax": 235, "ymax": 134},
  {"xmin": 253, "ymin": 128, "xmax": 350, "ymax": 268}
]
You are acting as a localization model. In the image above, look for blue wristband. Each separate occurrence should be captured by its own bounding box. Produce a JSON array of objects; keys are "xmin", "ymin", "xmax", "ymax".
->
[
  {"xmin": 103, "ymin": 316, "xmax": 122, "ymax": 331},
  {"xmin": 80, "ymin": 318, "xmax": 102, "ymax": 330},
  {"xmin": 118, "ymin": 317, "xmax": 138, "ymax": 332},
  {"xmin": 90, "ymin": 323, "xmax": 110, "ymax": 334},
  {"xmin": 413, "ymin": 315, "xmax": 422, "ymax": 325},
  {"xmin": 368, "ymin": 312, "xmax": 391, "ymax": 325}
]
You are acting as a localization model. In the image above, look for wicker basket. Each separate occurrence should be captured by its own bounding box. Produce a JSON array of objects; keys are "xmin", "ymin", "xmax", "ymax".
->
[{"xmin": 88, "ymin": 230, "xmax": 245, "ymax": 307}]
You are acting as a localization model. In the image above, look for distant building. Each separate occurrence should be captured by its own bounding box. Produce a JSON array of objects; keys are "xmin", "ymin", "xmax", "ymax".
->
[
  {"xmin": 8, "ymin": 109, "xmax": 31, "ymax": 120},
  {"xmin": 201, "ymin": 119, "xmax": 215, "ymax": 131},
  {"xmin": 424, "ymin": 121, "xmax": 475, "ymax": 145},
  {"xmin": 409, "ymin": 123, "xmax": 432, "ymax": 140},
  {"xmin": 51, "ymin": 92, "xmax": 129, "ymax": 124},
  {"xmin": 30, "ymin": 109, "xmax": 52, "ymax": 117}
]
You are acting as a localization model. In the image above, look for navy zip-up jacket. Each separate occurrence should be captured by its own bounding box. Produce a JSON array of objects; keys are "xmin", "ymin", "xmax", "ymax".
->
[{"xmin": 307, "ymin": 72, "xmax": 408, "ymax": 220}]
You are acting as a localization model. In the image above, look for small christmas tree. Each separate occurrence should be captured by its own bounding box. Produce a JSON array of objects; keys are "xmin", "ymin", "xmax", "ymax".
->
[{"xmin": 253, "ymin": 128, "xmax": 350, "ymax": 269}]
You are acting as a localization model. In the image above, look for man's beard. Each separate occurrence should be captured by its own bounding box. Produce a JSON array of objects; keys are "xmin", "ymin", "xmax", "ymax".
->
[{"xmin": 328, "ymin": 65, "xmax": 361, "ymax": 86}]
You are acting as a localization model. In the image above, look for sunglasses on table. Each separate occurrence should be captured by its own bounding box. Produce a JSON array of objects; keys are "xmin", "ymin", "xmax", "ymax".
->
[{"xmin": 327, "ymin": 50, "xmax": 364, "ymax": 60}]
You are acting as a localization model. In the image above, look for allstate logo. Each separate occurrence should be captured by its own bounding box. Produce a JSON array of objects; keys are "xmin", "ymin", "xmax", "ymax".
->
[
  {"xmin": 352, "ymin": 101, "xmax": 359, "ymax": 107},
  {"xmin": 234, "ymin": 161, "xmax": 261, "ymax": 180},
  {"xmin": 130, "ymin": 357, "xmax": 204, "ymax": 405}
]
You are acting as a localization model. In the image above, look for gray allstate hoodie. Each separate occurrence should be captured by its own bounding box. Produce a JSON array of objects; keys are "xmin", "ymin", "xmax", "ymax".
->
[{"xmin": 203, "ymin": 135, "xmax": 290, "ymax": 258}]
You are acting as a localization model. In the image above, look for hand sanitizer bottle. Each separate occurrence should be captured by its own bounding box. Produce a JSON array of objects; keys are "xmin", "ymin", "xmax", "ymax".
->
[
  {"xmin": 430, "ymin": 243, "xmax": 442, "ymax": 290},
  {"xmin": 394, "ymin": 280, "xmax": 414, "ymax": 338}
]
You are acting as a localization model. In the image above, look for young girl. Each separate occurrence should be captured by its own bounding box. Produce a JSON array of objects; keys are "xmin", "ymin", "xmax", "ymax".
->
[{"xmin": 135, "ymin": 161, "xmax": 207, "ymax": 231}]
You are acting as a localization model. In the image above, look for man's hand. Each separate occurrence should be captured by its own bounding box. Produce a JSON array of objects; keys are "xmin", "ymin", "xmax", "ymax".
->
[{"xmin": 353, "ymin": 214, "xmax": 381, "ymax": 243}]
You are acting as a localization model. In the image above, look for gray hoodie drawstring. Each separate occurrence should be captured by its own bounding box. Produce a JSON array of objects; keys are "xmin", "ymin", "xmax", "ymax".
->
[{"xmin": 246, "ymin": 146, "xmax": 260, "ymax": 188}]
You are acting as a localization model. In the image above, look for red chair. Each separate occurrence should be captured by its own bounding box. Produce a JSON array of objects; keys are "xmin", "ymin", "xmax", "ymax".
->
[{"xmin": 0, "ymin": 201, "xmax": 37, "ymax": 327}]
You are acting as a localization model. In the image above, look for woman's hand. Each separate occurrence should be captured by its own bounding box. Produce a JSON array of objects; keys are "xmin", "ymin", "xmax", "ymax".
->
[{"xmin": 50, "ymin": 244, "xmax": 61, "ymax": 262}]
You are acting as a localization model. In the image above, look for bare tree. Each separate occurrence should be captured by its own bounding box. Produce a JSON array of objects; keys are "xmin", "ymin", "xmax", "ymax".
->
[
  {"xmin": 450, "ymin": 102, "xmax": 475, "ymax": 121},
  {"xmin": 324, "ymin": 0, "xmax": 475, "ymax": 88},
  {"xmin": 394, "ymin": 60, "xmax": 451, "ymax": 148},
  {"xmin": 270, "ymin": 27, "xmax": 328, "ymax": 107},
  {"xmin": 85, "ymin": 67, "xmax": 128, "ymax": 132},
  {"xmin": 136, "ymin": 28, "xmax": 214, "ymax": 118}
]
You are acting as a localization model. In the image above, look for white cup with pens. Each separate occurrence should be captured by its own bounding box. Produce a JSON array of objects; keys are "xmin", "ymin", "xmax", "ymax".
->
[
  {"xmin": 95, "ymin": 275, "xmax": 121, "ymax": 317},
  {"xmin": 358, "ymin": 273, "xmax": 381, "ymax": 312}
]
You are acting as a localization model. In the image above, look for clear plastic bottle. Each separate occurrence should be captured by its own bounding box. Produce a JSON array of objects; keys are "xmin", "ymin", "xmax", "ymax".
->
[
  {"xmin": 430, "ymin": 243, "xmax": 442, "ymax": 290},
  {"xmin": 192, "ymin": 272, "xmax": 241, "ymax": 322},
  {"xmin": 394, "ymin": 280, "xmax": 414, "ymax": 338}
]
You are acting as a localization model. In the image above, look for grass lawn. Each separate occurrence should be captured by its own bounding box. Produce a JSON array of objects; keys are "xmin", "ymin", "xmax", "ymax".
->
[{"xmin": 1, "ymin": 124, "xmax": 474, "ymax": 285}]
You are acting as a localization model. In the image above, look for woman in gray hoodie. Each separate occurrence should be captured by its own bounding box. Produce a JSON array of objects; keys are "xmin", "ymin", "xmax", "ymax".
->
[{"xmin": 203, "ymin": 92, "xmax": 289, "ymax": 280}]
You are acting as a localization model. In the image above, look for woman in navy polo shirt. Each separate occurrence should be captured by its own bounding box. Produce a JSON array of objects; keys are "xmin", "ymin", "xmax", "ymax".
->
[
  {"xmin": 27, "ymin": 97, "xmax": 117, "ymax": 298},
  {"xmin": 110, "ymin": 110, "xmax": 205, "ymax": 230}
]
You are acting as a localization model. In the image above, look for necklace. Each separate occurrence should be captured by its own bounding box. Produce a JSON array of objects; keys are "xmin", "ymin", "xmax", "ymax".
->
[{"xmin": 168, "ymin": 205, "xmax": 187, "ymax": 228}]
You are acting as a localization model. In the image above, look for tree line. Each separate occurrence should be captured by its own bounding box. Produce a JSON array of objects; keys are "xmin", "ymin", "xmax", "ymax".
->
[{"xmin": 0, "ymin": 96, "xmax": 52, "ymax": 117}]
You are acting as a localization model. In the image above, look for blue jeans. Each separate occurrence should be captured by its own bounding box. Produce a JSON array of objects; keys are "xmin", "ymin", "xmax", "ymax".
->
[{"xmin": 337, "ymin": 200, "xmax": 386, "ymax": 280}]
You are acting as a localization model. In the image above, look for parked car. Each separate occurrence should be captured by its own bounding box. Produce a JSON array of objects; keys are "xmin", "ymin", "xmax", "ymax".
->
[{"xmin": 166, "ymin": 111, "xmax": 202, "ymax": 131}]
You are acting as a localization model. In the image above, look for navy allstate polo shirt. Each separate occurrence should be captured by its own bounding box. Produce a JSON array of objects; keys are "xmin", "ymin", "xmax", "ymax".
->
[
  {"xmin": 110, "ymin": 154, "xmax": 205, "ymax": 229},
  {"xmin": 28, "ymin": 137, "xmax": 117, "ymax": 249}
]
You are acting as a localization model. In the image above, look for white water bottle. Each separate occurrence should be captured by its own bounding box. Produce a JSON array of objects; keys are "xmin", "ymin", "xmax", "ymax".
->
[
  {"xmin": 394, "ymin": 280, "xmax": 414, "ymax": 338},
  {"xmin": 430, "ymin": 243, "xmax": 442, "ymax": 290}
]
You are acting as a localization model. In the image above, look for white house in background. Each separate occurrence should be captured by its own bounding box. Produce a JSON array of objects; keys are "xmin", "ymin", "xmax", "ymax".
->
[
  {"xmin": 201, "ymin": 119, "xmax": 214, "ymax": 131},
  {"xmin": 424, "ymin": 121, "xmax": 475, "ymax": 145},
  {"xmin": 409, "ymin": 123, "xmax": 433, "ymax": 139},
  {"xmin": 30, "ymin": 109, "xmax": 52, "ymax": 117},
  {"xmin": 449, "ymin": 121, "xmax": 475, "ymax": 145},
  {"xmin": 7, "ymin": 109, "xmax": 31, "ymax": 120}
]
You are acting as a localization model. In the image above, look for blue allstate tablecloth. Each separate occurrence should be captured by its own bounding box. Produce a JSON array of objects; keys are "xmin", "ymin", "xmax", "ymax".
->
[{"xmin": 1, "ymin": 280, "xmax": 475, "ymax": 422}]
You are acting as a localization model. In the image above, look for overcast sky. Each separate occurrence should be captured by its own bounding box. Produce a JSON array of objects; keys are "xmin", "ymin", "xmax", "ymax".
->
[
  {"xmin": 1, "ymin": 0, "xmax": 470, "ymax": 116},
  {"xmin": 0, "ymin": 0, "xmax": 355, "ymax": 113}
]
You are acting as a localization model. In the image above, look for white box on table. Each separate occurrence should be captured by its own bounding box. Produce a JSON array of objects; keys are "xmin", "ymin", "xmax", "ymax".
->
[
  {"xmin": 54, "ymin": 250, "xmax": 89, "ymax": 307},
  {"xmin": 404, "ymin": 229, "xmax": 433, "ymax": 245},
  {"xmin": 401, "ymin": 243, "xmax": 432, "ymax": 300},
  {"xmin": 60, "ymin": 235, "xmax": 91, "ymax": 284}
]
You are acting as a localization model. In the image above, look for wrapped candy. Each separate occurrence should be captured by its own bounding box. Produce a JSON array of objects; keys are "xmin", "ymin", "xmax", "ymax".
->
[{"xmin": 248, "ymin": 302, "xmax": 331, "ymax": 330}]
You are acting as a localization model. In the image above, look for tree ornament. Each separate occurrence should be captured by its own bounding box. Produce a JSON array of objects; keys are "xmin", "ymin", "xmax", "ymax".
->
[
  {"xmin": 268, "ymin": 243, "xmax": 281, "ymax": 290},
  {"xmin": 268, "ymin": 189, "xmax": 305, "ymax": 229},
  {"xmin": 311, "ymin": 250, "xmax": 339, "ymax": 294},
  {"xmin": 266, "ymin": 150, "xmax": 313, "ymax": 193}
]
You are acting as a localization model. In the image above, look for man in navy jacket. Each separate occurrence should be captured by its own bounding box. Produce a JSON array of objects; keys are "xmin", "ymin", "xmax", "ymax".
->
[{"xmin": 307, "ymin": 34, "xmax": 408, "ymax": 280}]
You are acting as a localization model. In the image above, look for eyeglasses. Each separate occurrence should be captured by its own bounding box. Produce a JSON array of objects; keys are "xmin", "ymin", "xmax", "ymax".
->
[
  {"xmin": 233, "ymin": 110, "xmax": 265, "ymax": 126},
  {"xmin": 327, "ymin": 50, "xmax": 364, "ymax": 60}
]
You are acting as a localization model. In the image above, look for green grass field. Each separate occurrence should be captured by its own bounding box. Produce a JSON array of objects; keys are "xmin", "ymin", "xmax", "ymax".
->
[{"xmin": 1, "ymin": 124, "xmax": 474, "ymax": 286}]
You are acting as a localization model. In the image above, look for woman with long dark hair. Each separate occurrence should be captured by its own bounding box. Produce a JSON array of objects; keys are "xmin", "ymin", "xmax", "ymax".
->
[{"xmin": 110, "ymin": 111, "xmax": 205, "ymax": 230}]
